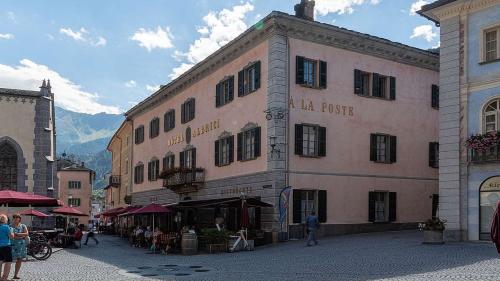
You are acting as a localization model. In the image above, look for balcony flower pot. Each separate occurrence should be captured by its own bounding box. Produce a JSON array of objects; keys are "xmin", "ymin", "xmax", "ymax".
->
[{"xmin": 419, "ymin": 217, "xmax": 445, "ymax": 245}]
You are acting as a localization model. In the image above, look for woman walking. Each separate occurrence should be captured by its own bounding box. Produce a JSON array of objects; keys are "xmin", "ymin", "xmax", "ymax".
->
[
  {"xmin": 0, "ymin": 214, "xmax": 13, "ymax": 281},
  {"xmin": 10, "ymin": 214, "xmax": 28, "ymax": 280}
]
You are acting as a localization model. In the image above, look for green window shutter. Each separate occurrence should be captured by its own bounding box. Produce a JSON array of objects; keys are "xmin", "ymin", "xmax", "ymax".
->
[
  {"xmin": 354, "ymin": 69, "xmax": 362, "ymax": 95},
  {"xmin": 228, "ymin": 76, "xmax": 234, "ymax": 102},
  {"xmin": 389, "ymin": 192, "xmax": 397, "ymax": 222},
  {"xmin": 254, "ymin": 61, "xmax": 261, "ymax": 90},
  {"xmin": 237, "ymin": 132, "xmax": 243, "ymax": 161},
  {"xmin": 432, "ymin": 84, "xmax": 439, "ymax": 108},
  {"xmin": 293, "ymin": 190, "xmax": 302, "ymax": 224},
  {"xmin": 181, "ymin": 103, "xmax": 186, "ymax": 124},
  {"xmin": 390, "ymin": 135, "xmax": 397, "ymax": 163},
  {"xmin": 318, "ymin": 190, "xmax": 327, "ymax": 223},
  {"xmin": 147, "ymin": 162, "xmax": 152, "ymax": 181},
  {"xmin": 214, "ymin": 140, "xmax": 220, "ymax": 166},
  {"xmin": 215, "ymin": 83, "xmax": 221, "ymax": 107},
  {"xmin": 238, "ymin": 69, "xmax": 245, "ymax": 96},
  {"xmin": 68, "ymin": 182, "xmax": 71, "ymax": 189},
  {"xmin": 370, "ymin": 134, "xmax": 377, "ymax": 162},
  {"xmin": 254, "ymin": 127, "xmax": 261, "ymax": 157},
  {"xmin": 318, "ymin": 126, "xmax": 326, "ymax": 157},
  {"xmin": 372, "ymin": 73, "xmax": 380, "ymax": 97},
  {"xmin": 319, "ymin": 60, "xmax": 327, "ymax": 89},
  {"xmin": 229, "ymin": 135, "xmax": 234, "ymax": 163},
  {"xmin": 389, "ymin": 76, "xmax": 396, "ymax": 100},
  {"xmin": 296, "ymin": 56, "xmax": 305, "ymax": 85},
  {"xmin": 192, "ymin": 148, "xmax": 197, "ymax": 169},
  {"xmin": 368, "ymin": 192, "xmax": 376, "ymax": 222},
  {"xmin": 294, "ymin": 124, "xmax": 303, "ymax": 155},
  {"xmin": 190, "ymin": 99, "xmax": 195, "ymax": 121},
  {"xmin": 179, "ymin": 151, "xmax": 185, "ymax": 168}
]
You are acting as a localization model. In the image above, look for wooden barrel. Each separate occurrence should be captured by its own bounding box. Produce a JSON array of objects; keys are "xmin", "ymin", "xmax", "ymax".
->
[{"xmin": 181, "ymin": 233, "xmax": 198, "ymax": 255}]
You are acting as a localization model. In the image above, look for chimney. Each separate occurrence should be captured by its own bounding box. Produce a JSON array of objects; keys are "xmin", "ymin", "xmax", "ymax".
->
[{"xmin": 294, "ymin": 0, "xmax": 315, "ymax": 21}]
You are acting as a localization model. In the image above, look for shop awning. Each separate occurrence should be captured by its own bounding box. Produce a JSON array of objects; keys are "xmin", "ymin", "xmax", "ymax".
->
[
  {"xmin": 117, "ymin": 206, "xmax": 143, "ymax": 216},
  {"xmin": 175, "ymin": 197, "xmax": 273, "ymax": 208}
]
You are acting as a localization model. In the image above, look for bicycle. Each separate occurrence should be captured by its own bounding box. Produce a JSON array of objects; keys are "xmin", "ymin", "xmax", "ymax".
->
[{"xmin": 27, "ymin": 233, "xmax": 52, "ymax": 260}]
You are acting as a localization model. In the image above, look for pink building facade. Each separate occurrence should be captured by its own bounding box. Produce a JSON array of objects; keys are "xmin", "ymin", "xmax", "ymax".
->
[{"xmin": 125, "ymin": 10, "xmax": 439, "ymax": 238}]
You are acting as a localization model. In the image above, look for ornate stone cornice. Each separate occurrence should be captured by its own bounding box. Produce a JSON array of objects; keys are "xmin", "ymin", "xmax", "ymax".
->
[
  {"xmin": 126, "ymin": 12, "xmax": 439, "ymax": 119},
  {"xmin": 278, "ymin": 13, "xmax": 438, "ymax": 71},
  {"xmin": 421, "ymin": 0, "xmax": 500, "ymax": 23}
]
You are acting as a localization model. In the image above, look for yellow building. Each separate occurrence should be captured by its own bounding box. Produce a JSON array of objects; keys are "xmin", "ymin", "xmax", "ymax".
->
[{"xmin": 105, "ymin": 120, "xmax": 133, "ymax": 209}]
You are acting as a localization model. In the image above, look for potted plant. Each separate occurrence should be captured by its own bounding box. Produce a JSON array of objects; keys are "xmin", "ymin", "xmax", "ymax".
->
[
  {"xmin": 200, "ymin": 228, "xmax": 231, "ymax": 253},
  {"xmin": 419, "ymin": 217, "xmax": 446, "ymax": 244}
]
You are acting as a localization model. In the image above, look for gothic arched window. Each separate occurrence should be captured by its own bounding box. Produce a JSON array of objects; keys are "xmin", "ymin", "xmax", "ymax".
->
[{"xmin": 0, "ymin": 143, "xmax": 17, "ymax": 190}]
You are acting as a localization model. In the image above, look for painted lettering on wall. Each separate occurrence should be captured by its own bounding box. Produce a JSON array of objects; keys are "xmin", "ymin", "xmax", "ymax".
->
[
  {"xmin": 289, "ymin": 97, "xmax": 354, "ymax": 117},
  {"xmin": 167, "ymin": 119, "xmax": 220, "ymax": 147},
  {"xmin": 220, "ymin": 186, "xmax": 253, "ymax": 197}
]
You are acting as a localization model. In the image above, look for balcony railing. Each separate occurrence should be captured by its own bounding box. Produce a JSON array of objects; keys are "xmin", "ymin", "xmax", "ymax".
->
[
  {"xmin": 109, "ymin": 175, "xmax": 121, "ymax": 187},
  {"xmin": 161, "ymin": 167, "xmax": 205, "ymax": 193},
  {"xmin": 470, "ymin": 144, "xmax": 500, "ymax": 163}
]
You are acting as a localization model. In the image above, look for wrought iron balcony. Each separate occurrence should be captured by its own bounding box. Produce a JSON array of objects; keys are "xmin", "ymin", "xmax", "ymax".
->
[
  {"xmin": 470, "ymin": 144, "xmax": 500, "ymax": 163},
  {"xmin": 109, "ymin": 175, "xmax": 121, "ymax": 187},
  {"xmin": 161, "ymin": 167, "xmax": 205, "ymax": 192}
]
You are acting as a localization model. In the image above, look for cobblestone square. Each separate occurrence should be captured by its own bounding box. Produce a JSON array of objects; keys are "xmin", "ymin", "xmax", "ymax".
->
[{"xmin": 15, "ymin": 231, "xmax": 500, "ymax": 281}]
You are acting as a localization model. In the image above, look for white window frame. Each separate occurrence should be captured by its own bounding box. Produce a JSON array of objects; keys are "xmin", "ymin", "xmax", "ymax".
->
[
  {"xmin": 373, "ymin": 191, "xmax": 389, "ymax": 223},
  {"xmin": 302, "ymin": 125, "xmax": 318, "ymax": 157},
  {"xmin": 300, "ymin": 190, "xmax": 318, "ymax": 224},
  {"xmin": 218, "ymin": 137, "xmax": 231, "ymax": 166},
  {"xmin": 483, "ymin": 98, "xmax": 500, "ymax": 133},
  {"xmin": 303, "ymin": 59, "xmax": 317, "ymax": 87},
  {"xmin": 480, "ymin": 24, "xmax": 500, "ymax": 63},
  {"xmin": 243, "ymin": 129, "xmax": 256, "ymax": 160}
]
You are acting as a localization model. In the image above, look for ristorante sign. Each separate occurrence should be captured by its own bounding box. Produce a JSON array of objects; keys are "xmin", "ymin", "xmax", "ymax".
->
[{"xmin": 167, "ymin": 119, "xmax": 220, "ymax": 146}]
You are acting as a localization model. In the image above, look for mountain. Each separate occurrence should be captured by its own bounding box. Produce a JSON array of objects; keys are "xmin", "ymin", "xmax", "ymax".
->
[{"xmin": 55, "ymin": 106, "xmax": 124, "ymax": 188}]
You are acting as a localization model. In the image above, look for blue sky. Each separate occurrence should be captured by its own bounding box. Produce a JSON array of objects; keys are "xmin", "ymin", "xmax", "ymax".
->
[{"xmin": 0, "ymin": 0, "xmax": 439, "ymax": 114}]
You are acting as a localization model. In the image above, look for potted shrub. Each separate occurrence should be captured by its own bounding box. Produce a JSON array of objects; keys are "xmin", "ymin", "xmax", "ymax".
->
[
  {"xmin": 419, "ymin": 217, "xmax": 446, "ymax": 244},
  {"xmin": 200, "ymin": 228, "xmax": 231, "ymax": 253}
]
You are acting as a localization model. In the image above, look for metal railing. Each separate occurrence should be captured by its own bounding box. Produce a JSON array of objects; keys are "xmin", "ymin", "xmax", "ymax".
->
[{"xmin": 470, "ymin": 144, "xmax": 500, "ymax": 163}]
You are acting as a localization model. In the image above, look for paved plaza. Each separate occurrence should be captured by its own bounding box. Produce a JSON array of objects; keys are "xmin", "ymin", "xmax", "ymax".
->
[{"xmin": 16, "ymin": 231, "xmax": 500, "ymax": 281}]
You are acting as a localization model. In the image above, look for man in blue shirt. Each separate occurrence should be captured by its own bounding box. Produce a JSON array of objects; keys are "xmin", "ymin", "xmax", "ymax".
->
[
  {"xmin": 0, "ymin": 214, "xmax": 14, "ymax": 281},
  {"xmin": 306, "ymin": 211, "xmax": 319, "ymax": 246}
]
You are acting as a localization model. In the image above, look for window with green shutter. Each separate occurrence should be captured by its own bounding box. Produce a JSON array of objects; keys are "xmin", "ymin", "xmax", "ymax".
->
[
  {"xmin": 370, "ymin": 134, "xmax": 397, "ymax": 164},
  {"xmin": 216, "ymin": 76, "xmax": 234, "ymax": 107},
  {"xmin": 296, "ymin": 56, "xmax": 327, "ymax": 89},
  {"xmin": 238, "ymin": 61, "xmax": 261, "ymax": 97}
]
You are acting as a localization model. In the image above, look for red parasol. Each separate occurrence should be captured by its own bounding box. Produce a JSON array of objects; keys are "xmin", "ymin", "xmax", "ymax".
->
[
  {"xmin": 19, "ymin": 209, "xmax": 50, "ymax": 218},
  {"xmin": 52, "ymin": 206, "xmax": 87, "ymax": 216},
  {"xmin": 0, "ymin": 190, "xmax": 60, "ymax": 207},
  {"xmin": 128, "ymin": 203, "xmax": 171, "ymax": 215}
]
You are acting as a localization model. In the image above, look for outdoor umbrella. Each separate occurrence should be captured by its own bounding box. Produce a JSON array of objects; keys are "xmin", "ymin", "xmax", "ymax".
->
[
  {"xmin": 0, "ymin": 190, "xmax": 60, "ymax": 207},
  {"xmin": 19, "ymin": 209, "xmax": 51, "ymax": 228},
  {"xmin": 129, "ymin": 203, "xmax": 171, "ymax": 252},
  {"xmin": 19, "ymin": 209, "xmax": 50, "ymax": 218},
  {"xmin": 52, "ymin": 206, "xmax": 87, "ymax": 231}
]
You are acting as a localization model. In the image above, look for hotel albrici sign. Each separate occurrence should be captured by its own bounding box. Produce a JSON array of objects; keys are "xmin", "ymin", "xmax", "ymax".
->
[{"xmin": 167, "ymin": 119, "xmax": 220, "ymax": 147}]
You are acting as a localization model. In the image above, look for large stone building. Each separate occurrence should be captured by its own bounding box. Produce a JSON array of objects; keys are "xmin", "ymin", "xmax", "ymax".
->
[
  {"xmin": 111, "ymin": 1, "xmax": 440, "ymax": 238},
  {"xmin": 105, "ymin": 120, "xmax": 133, "ymax": 210},
  {"xmin": 419, "ymin": 0, "xmax": 500, "ymax": 241},
  {"xmin": 0, "ymin": 80, "xmax": 58, "ymax": 198}
]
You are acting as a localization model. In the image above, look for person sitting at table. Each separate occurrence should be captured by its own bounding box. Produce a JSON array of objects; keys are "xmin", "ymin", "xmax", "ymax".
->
[
  {"xmin": 71, "ymin": 225, "xmax": 83, "ymax": 248},
  {"xmin": 144, "ymin": 226, "xmax": 152, "ymax": 249},
  {"xmin": 152, "ymin": 227, "xmax": 163, "ymax": 251},
  {"xmin": 134, "ymin": 226, "xmax": 144, "ymax": 247}
]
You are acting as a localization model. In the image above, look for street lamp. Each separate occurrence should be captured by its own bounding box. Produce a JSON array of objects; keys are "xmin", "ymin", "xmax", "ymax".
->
[{"xmin": 269, "ymin": 136, "xmax": 281, "ymax": 159}]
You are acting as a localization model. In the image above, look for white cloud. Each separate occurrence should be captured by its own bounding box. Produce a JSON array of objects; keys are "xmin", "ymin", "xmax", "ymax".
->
[
  {"xmin": 0, "ymin": 59, "xmax": 120, "ymax": 114},
  {"xmin": 59, "ymin": 27, "xmax": 106, "ymax": 47},
  {"xmin": 130, "ymin": 26, "xmax": 174, "ymax": 52},
  {"xmin": 409, "ymin": 0, "xmax": 429, "ymax": 15},
  {"xmin": 125, "ymin": 80, "xmax": 137, "ymax": 88},
  {"xmin": 410, "ymin": 25, "xmax": 437, "ymax": 42},
  {"xmin": 0, "ymin": 33, "xmax": 14, "ymax": 40},
  {"xmin": 432, "ymin": 41, "xmax": 441, "ymax": 49},
  {"xmin": 169, "ymin": 2, "xmax": 254, "ymax": 80},
  {"xmin": 91, "ymin": 36, "xmax": 107, "ymax": 47},
  {"xmin": 60, "ymin": 27, "xmax": 86, "ymax": 41},
  {"xmin": 315, "ymin": 0, "xmax": 381, "ymax": 16},
  {"xmin": 146, "ymin": 84, "xmax": 160, "ymax": 93}
]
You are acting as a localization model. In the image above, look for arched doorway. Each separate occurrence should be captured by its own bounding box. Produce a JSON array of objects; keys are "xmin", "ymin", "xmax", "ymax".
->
[
  {"xmin": 0, "ymin": 142, "xmax": 18, "ymax": 190},
  {"xmin": 480, "ymin": 176, "xmax": 500, "ymax": 239}
]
